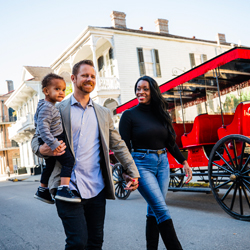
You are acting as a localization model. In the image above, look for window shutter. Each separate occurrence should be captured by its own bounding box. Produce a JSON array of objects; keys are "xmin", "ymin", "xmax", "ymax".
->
[
  {"xmin": 201, "ymin": 54, "xmax": 207, "ymax": 63},
  {"xmin": 152, "ymin": 49, "xmax": 161, "ymax": 77},
  {"xmin": 137, "ymin": 48, "xmax": 146, "ymax": 76},
  {"xmin": 189, "ymin": 53, "xmax": 195, "ymax": 68}
]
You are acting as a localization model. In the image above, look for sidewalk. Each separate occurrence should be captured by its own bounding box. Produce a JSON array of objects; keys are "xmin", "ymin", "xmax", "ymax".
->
[{"xmin": 0, "ymin": 173, "xmax": 41, "ymax": 182}]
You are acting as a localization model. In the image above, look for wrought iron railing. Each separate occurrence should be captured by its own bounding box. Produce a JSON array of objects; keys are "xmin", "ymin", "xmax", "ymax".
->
[
  {"xmin": 0, "ymin": 141, "xmax": 19, "ymax": 150},
  {"xmin": 0, "ymin": 116, "xmax": 17, "ymax": 123}
]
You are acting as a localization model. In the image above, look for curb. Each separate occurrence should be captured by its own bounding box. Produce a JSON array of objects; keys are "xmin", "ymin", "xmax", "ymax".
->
[{"xmin": 4, "ymin": 174, "xmax": 41, "ymax": 183}]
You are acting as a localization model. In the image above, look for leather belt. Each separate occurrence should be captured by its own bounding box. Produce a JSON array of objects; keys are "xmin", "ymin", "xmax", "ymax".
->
[{"xmin": 133, "ymin": 149, "xmax": 166, "ymax": 155}]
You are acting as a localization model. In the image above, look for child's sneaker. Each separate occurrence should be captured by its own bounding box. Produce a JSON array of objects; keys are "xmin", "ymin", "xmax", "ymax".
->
[
  {"xmin": 34, "ymin": 187, "xmax": 55, "ymax": 204},
  {"xmin": 55, "ymin": 186, "xmax": 81, "ymax": 203}
]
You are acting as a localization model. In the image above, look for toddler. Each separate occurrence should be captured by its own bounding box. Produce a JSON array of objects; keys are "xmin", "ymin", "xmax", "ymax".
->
[{"xmin": 34, "ymin": 73, "xmax": 81, "ymax": 204}]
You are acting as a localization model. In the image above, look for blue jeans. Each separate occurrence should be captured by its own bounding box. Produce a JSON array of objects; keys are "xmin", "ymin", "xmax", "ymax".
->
[
  {"xmin": 132, "ymin": 150, "xmax": 171, "ymax": 224},
  {"xmin": 56, "ymin": 189, "xmax": 106, "ymax": 250}
]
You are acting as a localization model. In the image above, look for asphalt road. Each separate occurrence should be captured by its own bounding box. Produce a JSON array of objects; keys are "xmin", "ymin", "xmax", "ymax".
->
[{"xmin": 0, "ymin": 179, "xmax": 249, "ymax": 250}]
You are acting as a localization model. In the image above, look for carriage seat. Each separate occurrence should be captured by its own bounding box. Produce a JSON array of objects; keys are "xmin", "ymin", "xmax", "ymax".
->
[
  {"xmin": 218, "ymin": 101, "xmax": 250, "ymax": 140},
  {"xmin": 181, "ymin": 114, "xmax": 234, "ymax": 148},
  {"xmin": 172, "ymin": 122, "xmax": 193, "ymax": 148}
]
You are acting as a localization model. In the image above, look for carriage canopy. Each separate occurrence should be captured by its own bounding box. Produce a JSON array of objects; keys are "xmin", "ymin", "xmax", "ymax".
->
[{"xmin": 116, "ymin": 47, "xmax": 250, "ymax": 119}]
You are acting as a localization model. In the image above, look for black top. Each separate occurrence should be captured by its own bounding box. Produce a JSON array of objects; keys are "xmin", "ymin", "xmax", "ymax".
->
[{"xmin": 119, "ymin": 103, "xmax": 186, "ymax": 164}]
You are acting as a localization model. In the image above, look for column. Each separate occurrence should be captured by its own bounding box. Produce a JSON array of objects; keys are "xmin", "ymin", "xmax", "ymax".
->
[
  {"xmin": 19, "ymin": 142, "xmax": 24, "ymax": 167},
  {"xmin": 27, "ymin": 140, "xmax": 34, "ymax": 166},
  {"xmin": 90, "ymin": 40, "xmax": 99, "ymax": 90}
]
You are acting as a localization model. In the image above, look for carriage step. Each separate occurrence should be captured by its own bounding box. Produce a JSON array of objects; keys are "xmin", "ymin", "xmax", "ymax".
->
[{"xmin": 168, "ymin": 187, "xmax": 212, "ymax": 193}]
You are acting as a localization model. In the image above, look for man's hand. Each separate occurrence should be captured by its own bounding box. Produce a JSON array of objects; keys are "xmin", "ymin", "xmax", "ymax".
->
[
  {"xmin": 40, "ymin": 141, "xmax": 66, "ymax": 157},
  {"xmin": 122, "ymin": 173, "xmax": 139, "ymax": 191}
]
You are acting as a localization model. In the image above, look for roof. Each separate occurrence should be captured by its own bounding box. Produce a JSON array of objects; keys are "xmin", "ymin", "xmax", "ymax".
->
[
  {"xmin": 101, "ymin": 26, "xmax": 232, "ymax": 46},
  {"xmin": 116, "ymin": 47, "xmax": 250, "ymax": 114},
  {"xmin": 1, "ymin": 90, "xmax": 15, "ymax": 97},
  {"xmin": 24, "ymin": 66, "xmax": 53, "ymax": 81},
  {"xmin": 51, "ymin": 25, "xmax": 233, "ymax": 69}
]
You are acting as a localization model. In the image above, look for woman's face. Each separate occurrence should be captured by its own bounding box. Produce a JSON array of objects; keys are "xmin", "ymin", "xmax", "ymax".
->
[{"xmin": 136, "ymin": 80, "xmax": 151, "ymax": 105}]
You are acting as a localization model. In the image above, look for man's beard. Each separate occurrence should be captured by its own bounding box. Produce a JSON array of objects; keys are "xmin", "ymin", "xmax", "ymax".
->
[{"xmin": 77, "ymin": 81, "xmax": 94, "ymax": 93}]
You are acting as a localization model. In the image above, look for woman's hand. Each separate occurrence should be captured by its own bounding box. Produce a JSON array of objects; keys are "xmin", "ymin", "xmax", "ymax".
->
[
  {"xmin": 39, "ymin": 141, "xmax": 66, "ymax": 156},
  {"xmin": 182, "ymin": 160, "xmax": 192, "ymax": 183},
  {"xmin": 122, "ymin": 173, "xmax": 139, "ymax": 191}
]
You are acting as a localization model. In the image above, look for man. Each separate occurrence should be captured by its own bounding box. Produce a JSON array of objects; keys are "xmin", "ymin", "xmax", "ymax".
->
[{"xmin": 31, "ymin": 60, "xmax": 139, "ymax": 250}]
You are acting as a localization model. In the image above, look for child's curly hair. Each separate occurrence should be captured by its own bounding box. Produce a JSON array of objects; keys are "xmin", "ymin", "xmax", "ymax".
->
[{"xmin": 41, "ymin": 73, "xmax": 64, "ymax": 89}]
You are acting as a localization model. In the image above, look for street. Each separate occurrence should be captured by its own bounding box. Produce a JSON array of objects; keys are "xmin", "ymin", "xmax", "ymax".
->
[{"xmin": 0, "ymin": 178, "xmax": 249, "ymax": 250}]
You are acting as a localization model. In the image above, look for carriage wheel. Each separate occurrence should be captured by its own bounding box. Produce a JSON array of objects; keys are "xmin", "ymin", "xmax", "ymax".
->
[
  {"xmin": 208, "ymin": 135, "xmax": 250, "ymax": 221},
  {"xmin": 169, "ymin": 168, "xmax": 184, "ymax": 187},
  {"xmin": 112, "ymin": 163, "xmax": 131, "ymax": 200}
]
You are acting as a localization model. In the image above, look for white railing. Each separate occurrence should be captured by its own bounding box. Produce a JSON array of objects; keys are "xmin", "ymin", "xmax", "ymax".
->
[
  {"xmin": 98, "ymin": 77, "xmax": 120, "ymax": 91},
  {"xmin": 8, "ymin": 114, "xmax": 34, "ymax": 139},
  {"xmin": 22, "ymin": 113, "xmax": 34, "ymax": 129}
]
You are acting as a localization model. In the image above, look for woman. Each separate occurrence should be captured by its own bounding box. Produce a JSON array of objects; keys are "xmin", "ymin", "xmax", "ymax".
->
[{"xmin": 119, "ymin": 76, "xmax": 192, "ymax": 250}]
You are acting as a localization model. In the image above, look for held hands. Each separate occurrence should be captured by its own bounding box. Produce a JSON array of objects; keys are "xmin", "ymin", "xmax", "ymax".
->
[
  {"xmin": 39, "ymin": 140, "xmax": 66, "ymax": 156},
  {"xmin": 122, "ymin": 173, "xmax": 139, "ymax": 191},
  {"xmin": 182, "ymin": 160, "xmax": 192, "ymax": 183},
  {"xmin": 53, "ymin": 143, "xmax": 65, "ymax": 153}
]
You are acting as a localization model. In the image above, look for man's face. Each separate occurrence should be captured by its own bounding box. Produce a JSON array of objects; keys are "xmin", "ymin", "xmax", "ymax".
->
[{"xmin": 71, "ymin": 64, "xmax": 96, "ymax": 95}]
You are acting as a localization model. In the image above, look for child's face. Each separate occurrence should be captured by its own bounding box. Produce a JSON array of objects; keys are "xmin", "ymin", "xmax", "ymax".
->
[{"xmin": 43, "ymin": 79, "xmax": 66, "ymax": 103}]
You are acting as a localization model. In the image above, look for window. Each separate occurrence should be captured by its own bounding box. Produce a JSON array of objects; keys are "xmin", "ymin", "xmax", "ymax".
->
[
  {"xmin": 137, "ymin": 48, "xmax": 161, "ymax": 77},
  {"xmin": 109, "ymin": 47, "xmax": 114, "ymax": 60},
  {"xmin": 144, "ymin": 49, "xmax": 154, "ymax": 76},
  {"xmin": 201, "ymin": 54, "xmax": 207, "ymax": 63},
  {"xmin": 189, "ymin": 53, "xmax": 207, "ymax": 68},
  {"xmin": 98, "ymin": 48, "xmax": 116, "ymax": 77},
  {"xmin": 152, "ymin": 49, "xmax": 161, "ymax": 77},
  {"xmin": 11, "ymin": 140, "xmax": 18, "ymax": 147},
  {"xmin": 137, "ymin": 48, "xmax": 145, "ymax": 76},
  {"xmin": 108, "ymin": 48, "xmax": 115, "ymax": 76},
  {"xmin": 98, "ymin": 56, "xmax": 105, "ymax": 77},
  {"xmin": 98, "ymin": 56, "xmax": 104, "ymax": 72}
]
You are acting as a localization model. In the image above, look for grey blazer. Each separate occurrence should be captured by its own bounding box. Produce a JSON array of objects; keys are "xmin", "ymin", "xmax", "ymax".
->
[{"xmin": 31, "ymin": 97, "xmax": 140, "ymax": 199}]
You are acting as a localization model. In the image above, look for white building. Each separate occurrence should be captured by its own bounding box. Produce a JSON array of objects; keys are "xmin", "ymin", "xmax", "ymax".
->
[
  {"xmin": 5, "ymin": 66, "xmax": 53, "ymax": 174},
  {"xmin": 6, "ymin": 11, "xmax": 234, "ymax": 172},
  {"xmin": 51, "ymin": 11, "xmax": 232, "ymax": 116}
]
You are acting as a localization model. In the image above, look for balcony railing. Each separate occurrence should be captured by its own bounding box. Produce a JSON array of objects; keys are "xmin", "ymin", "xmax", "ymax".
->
[
  {"xmin": 0, "ymin": 116, "xmax": 17, "ymax": 123},
  {"xmin": 8, "ymin": 114, "xmax": 34, "ymax": 139},
  {"xmin": 98, "ymin": 77, "xmax": 120, "ymax": 91},
  {"xmin": 0, "ymin": 141, "xmax": 19, "ymax": 150}
]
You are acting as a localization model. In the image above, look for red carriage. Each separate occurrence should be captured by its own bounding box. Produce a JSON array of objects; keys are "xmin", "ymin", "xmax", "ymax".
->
[{"xmin": 115, "ymin": 47, "xmax": 250, "ymax": 221}]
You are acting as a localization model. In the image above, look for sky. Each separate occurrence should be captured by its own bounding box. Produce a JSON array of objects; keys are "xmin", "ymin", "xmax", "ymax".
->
[{"xmin": 0, "ymin": 0, "xmax": 250, "ymax": 94}]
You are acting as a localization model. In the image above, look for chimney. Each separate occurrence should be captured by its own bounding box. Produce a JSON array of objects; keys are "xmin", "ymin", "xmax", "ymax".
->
[
  {"xmin": 155, "ymin": 18, "xmax": 169, "ymax": 34},
  {"xmin": 217, "ymin": 33, "xmax": 226, "ymax": 44},
  {"xmin": 6, "ymin": 80, "xmax": 14, "ymax": 92},
  {"xmin": 110, "ymin": 11, "xmax": 126, "ymax": 29}
]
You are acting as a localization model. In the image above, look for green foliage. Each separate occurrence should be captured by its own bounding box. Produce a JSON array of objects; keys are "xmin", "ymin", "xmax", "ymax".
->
[
  {"xmin": 223, "ymin": 91, "xmax": 250, "ymax": 112},
  {"xmin": 65, "ymin": 84, "xmax": 73, "ymax": 96}
]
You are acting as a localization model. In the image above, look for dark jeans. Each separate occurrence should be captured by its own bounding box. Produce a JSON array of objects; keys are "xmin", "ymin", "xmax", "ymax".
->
[
  {"xmin": 39, "ymin": 132, "xmax": 74, "ymax": 185},
  {"xmin": 56, "ymin": 189, "xmax": 106, "ymax": 250}
]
